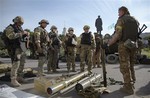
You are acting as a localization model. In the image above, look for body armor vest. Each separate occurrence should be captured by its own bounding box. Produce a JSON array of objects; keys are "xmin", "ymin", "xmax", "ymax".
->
[
  {"xmin": 81, "ymin": 32, "xmax": 91, "ymax": 45},
  {"xmin": 120, "ymin": 15, "xmax": 138, "ymax": 42},
  {"xmin": 66, "ymin": 34, "xmax": 76, "ymax": 47}
]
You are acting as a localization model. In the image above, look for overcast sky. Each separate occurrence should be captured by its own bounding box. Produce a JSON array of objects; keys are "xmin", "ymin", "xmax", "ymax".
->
[{"xmin": 0, "ymin": 0, "xmax": 150, "ymax": 36}]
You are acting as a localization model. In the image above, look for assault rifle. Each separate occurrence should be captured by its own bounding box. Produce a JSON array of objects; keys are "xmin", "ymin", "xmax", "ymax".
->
[{"xmin": 138, "ymin": 24, "xmax": 147, "ymax": 39}]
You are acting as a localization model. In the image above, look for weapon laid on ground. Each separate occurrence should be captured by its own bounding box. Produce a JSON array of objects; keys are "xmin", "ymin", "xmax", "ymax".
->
[
  {"xmin": 47, "ymin": 71, "xmax": 89, "ymax": 95},
  {"xmin": 75, "ymin": 74, "xmax": 102, "ymax": 92},
  {"xmin": 59, "ymin": 76, "xmax": 90, "ymax": 94}
]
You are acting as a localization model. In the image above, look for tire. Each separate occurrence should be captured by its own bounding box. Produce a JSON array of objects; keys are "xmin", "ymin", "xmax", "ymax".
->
[{"xmin": 106, "ymin": 54, "xmax": 118, "ymax": 64}]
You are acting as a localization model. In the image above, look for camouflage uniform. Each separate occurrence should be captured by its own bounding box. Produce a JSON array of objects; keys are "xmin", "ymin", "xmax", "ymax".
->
[
  {"xmin": 137, "ymin": 39, "xmax": 143, "ymax": 55},
  {"xmin": 34, "ymin": 19, "xmax": 49, "ymax": 76},
  {"xmin": 79, "ymin": 25, "xmax": 95, "ymax": 73},
  {"xmin": 93, "ymin": 33, "xmax": 102, "ymax": 68},
  {"xmin": 107, "ymin": 6, "xmax": 139, "ymax": 94},
  {"xmin": 47, "ymin": 26, "xmax": 61, "ymax": 72},
  {"xmin": 4, "ymin": 16, "xmax": 27, "ymax": 86},
  {"xmin": 64, "ymin": 27, "xmax": 77, "ymax": 72}
]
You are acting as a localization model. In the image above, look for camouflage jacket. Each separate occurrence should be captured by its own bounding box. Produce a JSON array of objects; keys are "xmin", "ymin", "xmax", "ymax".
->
[{"xmin": 34, "ymin": 26, "xmax": 49, "ymax": 48}]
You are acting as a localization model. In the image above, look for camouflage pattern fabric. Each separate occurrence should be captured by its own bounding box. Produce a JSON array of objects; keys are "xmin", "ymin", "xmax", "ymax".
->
[
  {"xmin": 10, "ymin": 48, "xmax": 25, "ymax": 78},
  {"xmin": 79, "ymin": 32, "xmax": 95, "ymax": 72},
  {"xmin": 118, "ymin": 42, "xmax": 136, "ymax": 86},
  {"xmin": 4, "ymin": 25, "xmax": 25, "ymax": 79},
  {"xmin": 63, "ymin": 33, "xmax": 77, "ymax": 72},
  {"xmin": 66, "ymin": 46, "xmax": 76, "ymax": 72},
  {"xmin": 34, "ymin": 26, "xmax": 49, "ymax": 76},
  {"xmin": 47, "ymin": 45, "xmax": 59, "ymax": 72},
  {"xmin": 80, "ymin": 45, "xmax": 93, "ymax": 72},
  {"xmin": 92, "ymin": 50, "xmax": 101, "ymax": 68}
]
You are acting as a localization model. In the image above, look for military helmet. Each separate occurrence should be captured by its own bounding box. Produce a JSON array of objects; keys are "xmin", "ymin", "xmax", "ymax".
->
[
  {"xmin": 83, "ymin": 25, "xmax": 90, "ymax": 30},
  {"xmin": 39, "ymin": 19, "xmax": 49, "ymax": 25},
  {"xmin": 50, "ymin": 25, "xmax": 57, "ymax": 30},
  {"xmin": 104, "ymin": 34, "xmax": 111, "ymax": 39},
  {"xmin": 12, "ymin": 16, "xmax": 24, "ymax": 24},
  {"xmin": 68, "ymin": 27, "xmax": 74, "ymax": 32}
]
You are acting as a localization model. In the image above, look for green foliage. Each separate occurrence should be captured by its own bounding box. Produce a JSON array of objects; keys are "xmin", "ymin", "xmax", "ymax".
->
[
  {"xmin": 143, "ymin": 35, "xmax": 150, "ymax": 40},
  {"xmin": 142, "ymin": 48, "xmax": 150, "ymax": 58}
]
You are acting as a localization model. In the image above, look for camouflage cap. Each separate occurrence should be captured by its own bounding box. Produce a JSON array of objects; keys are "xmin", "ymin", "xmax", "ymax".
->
[
  {"xmin": 68, "ymin": 27, "xmax": 74, "ymax": 31},
  {"xmin": 83, "ymin": 25, "xmax": 90, "ymax": 30},
  {"xmin": 12, "ymin": 16, "xmax": 24, "ymax": 24},
  {"xmin": 39, "ymin": 19, "xmax": 49, "ymax": 25},
  {"xmin": 50, "ymin": 25, "xmax": 57, "ymax": 30}
]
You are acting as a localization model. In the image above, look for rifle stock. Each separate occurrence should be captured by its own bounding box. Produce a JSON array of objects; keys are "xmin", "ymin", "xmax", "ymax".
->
[{"xmin": 138, "ymin": 24, "xmax": 147, "ymax": 37}]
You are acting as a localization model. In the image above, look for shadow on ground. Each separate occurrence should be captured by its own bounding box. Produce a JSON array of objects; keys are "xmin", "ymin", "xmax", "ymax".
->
[
  {"xmin": 136, "ymin": 82, "xmax": 150, "ymax": 97},
  {"xmin": 101, "ymin": 89, "xmax": 135, "ymax": 98}
]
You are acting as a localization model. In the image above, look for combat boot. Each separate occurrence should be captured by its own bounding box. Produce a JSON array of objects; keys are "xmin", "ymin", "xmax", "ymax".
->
[
  {"xmin": 120, "ymin": 84, "xmax": 134, "ymax": 94},
  {"xmin": 11, "ymin": 78, "xmax": 21, "ymax": 87}
]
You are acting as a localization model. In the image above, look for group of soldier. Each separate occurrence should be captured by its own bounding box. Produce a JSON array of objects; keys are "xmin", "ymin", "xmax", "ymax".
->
[
  {"xmin": 2, "ymin": 6, "xmax": 139, "ymax": 95},
  {"xmin": 3, "ymin": 16, "xmax": 103, "ymax": 87}
]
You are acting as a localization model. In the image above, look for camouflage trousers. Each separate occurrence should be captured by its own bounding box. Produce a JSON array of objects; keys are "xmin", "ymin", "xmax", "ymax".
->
[
  {"xmin": 92, "ymin": 50, "xmax": 101, "ymax": 68},
  {"xmin": 47, "ymin": 45, "xmax": 59, "ymax": 72},
  {"xmin": 118, "ymin": 43, "xmax": 136, "ymax": 87},
  {"xmin": 10, "ymin": 48, "xmax": 26, "ymax": 79},
  {"xmin": 66, "ymin": 46, "xmax": 76, "ymax": 72},
  {"xmin": 37, "ymin": 47, "xmax": 47, "ymax": 76},
  {"xmin": 80, "ymin": 45, "xmax": 93, "ymax": 72}
]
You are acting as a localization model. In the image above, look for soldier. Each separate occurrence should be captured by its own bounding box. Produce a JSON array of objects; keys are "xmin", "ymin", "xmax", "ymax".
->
[
  {"xmin": 102, "ymin": 6, "xmax": 139, "ymax": 94},
  {"xmin": 95, "ymin": 15, "xmax": 103, "ymax": 35},
  {"xmin": 47, "ymin": 25, "xmax": 61, "ymax": 73},
  {"xmin": 64, "ymin": 27, "xmax": 77, "ymax": 72},
  {"xmin": 92, "ymin": 33, "xmax": 102, "ymax": 68},
  {"xmin": 79, "ymin": 25, "xmax": 95, "ymax": 73},
  {"xmin": 34, "ymin": 19, "xmax": 49, "ymax": 76},
  {"xmin": 3, "ymin": 16, "xmax": 29, "ymax": 87}
]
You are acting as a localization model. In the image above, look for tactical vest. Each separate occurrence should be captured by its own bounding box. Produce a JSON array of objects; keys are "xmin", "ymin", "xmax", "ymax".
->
[
  {"xmin": 66, "ymin": 34, "xmax": 76, "ymax": 47},
  {"xmin": 49, "ymin": 32, "xmax": 60, "ymax": 46},
  {"xmin": 120, "ymin": 15, "xmax": 138, "ymax": 42},
  {"xmin": 40, "ymin": 28, "xmax": 48, "ymax": 44},
  {"xmin": 2, "ymin": 24, "xmax": 23, "ymax": 48},
  {"xmin": 81, "ymin": 32, "xmax": 91, "ymax": 45}
]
